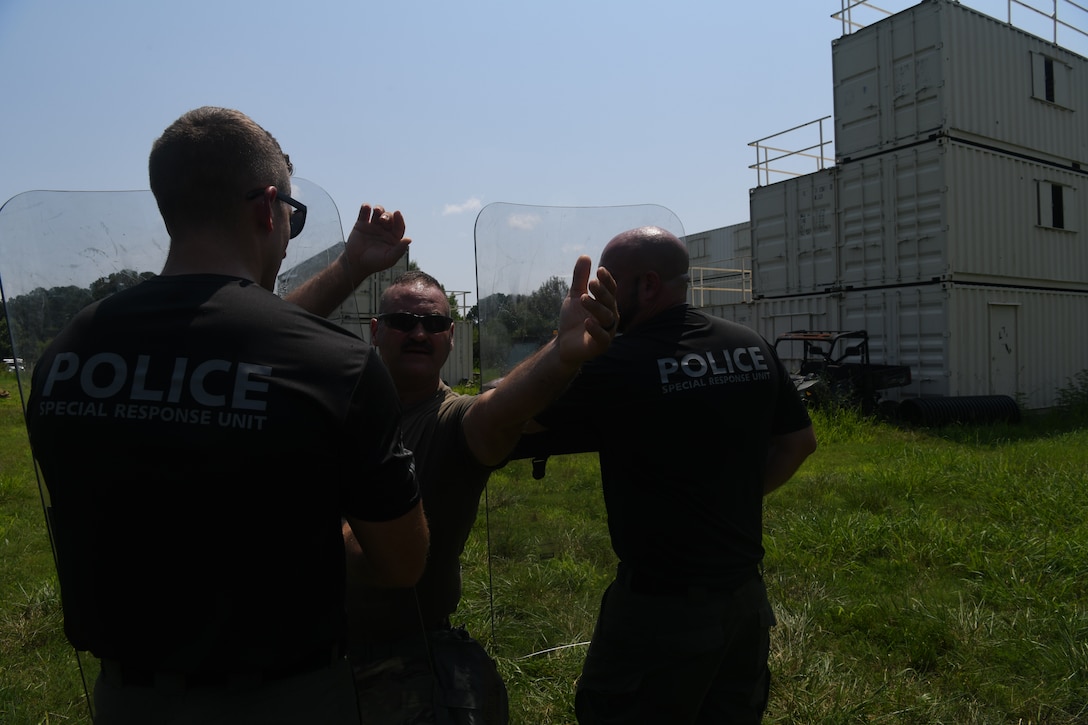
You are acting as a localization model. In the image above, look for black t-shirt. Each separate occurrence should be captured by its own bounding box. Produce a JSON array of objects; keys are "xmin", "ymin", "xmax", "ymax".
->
[
  {"xmin": 346, "ymin": 385, "xmax": 494, "ymax": 645},
  {"xmin": 26, "ymin": 274, "xmax": 419, "ymax": 673},
  {"xmin": 534, "ymin": 305, "xmax": 811, "ymax": 585}
]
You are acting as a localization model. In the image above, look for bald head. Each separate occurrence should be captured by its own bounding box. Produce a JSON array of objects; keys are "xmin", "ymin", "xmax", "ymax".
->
[
  {"xmin": 598, "ymin": 226, "xmax": 688, "ymax": 332},
  {"xmin": 600, "ymin": 226, "xmax": 689, "ymax": 283}
]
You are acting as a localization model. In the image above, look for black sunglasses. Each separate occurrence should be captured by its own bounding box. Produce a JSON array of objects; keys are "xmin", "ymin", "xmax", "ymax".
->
[
  {"xmin": 245, "ymin": 187, "xmax": 308, "ymax": 239},
  {"xmin": 377, "ymin": 312, "xmax": 454, "ymax": 333}
]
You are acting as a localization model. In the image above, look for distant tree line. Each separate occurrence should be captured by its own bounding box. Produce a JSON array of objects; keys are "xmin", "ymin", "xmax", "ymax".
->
[
  {"xmin": 2, "ymin": 269, "xmax": 569, "ymax": 379},
  {"xmin": 1, "ymin": 269, "xmax": 155, "ymax": 364},
  {"xmin": 477, "ymin": 275, "xmax": 568, "ymax": 377}
]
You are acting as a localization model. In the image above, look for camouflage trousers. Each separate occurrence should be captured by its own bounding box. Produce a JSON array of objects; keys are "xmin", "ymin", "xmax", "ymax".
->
[{"xmin": 350, "ymin": 626, "xmax": 508, "ymax": 725}]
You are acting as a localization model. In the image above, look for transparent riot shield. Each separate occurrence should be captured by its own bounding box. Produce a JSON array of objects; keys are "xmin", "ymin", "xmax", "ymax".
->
[
  {"xmin": 0, "ymin": 178, "xmax": 353, "ymax": 403},
  {"xmin": 472, "ymin": 203, "xmax": 684, "ymax": 659},
  {"xmin": 475, "ymin": 203, "xmax": 685, "ymax": 382},
  {"xmin": 0, "ymin": 178, "xmax": 350, "ymax": 718}
]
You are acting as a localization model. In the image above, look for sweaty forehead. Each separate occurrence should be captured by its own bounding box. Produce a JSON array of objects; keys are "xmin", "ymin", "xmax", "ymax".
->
[{"xmin": 384, "ymin": 283, "xmax": 449, "ymax": 313}]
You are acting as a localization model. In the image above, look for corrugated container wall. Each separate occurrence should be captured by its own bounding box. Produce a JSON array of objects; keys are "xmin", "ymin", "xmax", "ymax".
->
[
  {"xmin": 833, "ymin": 284, "xmax": 1088, "ymax": 407},
  {"xmin": 750, "ymin": 169, "xmax": 837, "ymax": 297},
  {"xmin": 837, "ymin": 139, "xmax": 1086, "ymax": 290},
  {"xmin": 684, "ymin": 221, "xmax": 751, "ymax": 267},
  {"xmin": 750, "ymin": 138, "xmax": 1087, "ymax": 296},
  {"xmin": 738, "ymin": 295, "xmax": 834, "ymax": 343},
  {"xmin": 684, "ymin": 222, "xmax": 752, "ymax": 307},
  {"xmin": 941, "ymin": 285, "xmax": 1088, "ymax": 409},
  {"xmin": 833, "ymin": 0, "xmax": 1087, "ymax": 166},
  {"xmin": 701, "ymin": 284, "xmax": 1088, "ymax": 409}
]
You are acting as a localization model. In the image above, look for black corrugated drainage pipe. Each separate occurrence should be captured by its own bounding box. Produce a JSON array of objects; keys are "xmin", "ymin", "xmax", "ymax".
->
[{"xmin": 898, "ymin": 395, "xmax": 1021, "ymax": 427}]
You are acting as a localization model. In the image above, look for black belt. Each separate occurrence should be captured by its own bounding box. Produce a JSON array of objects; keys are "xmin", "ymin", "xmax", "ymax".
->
[{"xmin": 100, "ymin": 645, "xmax": 342, "ymax": 691}]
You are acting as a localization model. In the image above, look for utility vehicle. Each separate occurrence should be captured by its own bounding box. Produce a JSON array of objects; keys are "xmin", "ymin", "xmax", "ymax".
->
[{"xmin": 773, "ymin": 330, "xmax": 911, "ymax": 412}]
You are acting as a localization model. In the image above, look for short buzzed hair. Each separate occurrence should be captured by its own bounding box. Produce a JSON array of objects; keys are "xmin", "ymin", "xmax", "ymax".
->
[
  {"xmin": 380, "ymin": 270, "xmax": 448, "ymax": 314},
  {"xmin": 149, "ymin": 106, "xmax": 292, "ymax": 235}
]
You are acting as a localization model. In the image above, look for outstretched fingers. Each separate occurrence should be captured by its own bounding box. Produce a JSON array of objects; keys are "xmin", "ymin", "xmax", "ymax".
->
[
  {"xmin": 555, "ymin": 256, "xmax": 616, "ymax": 364},
  {"xmin": 582, "ymin": 265, "xmax": 618, "ymax": 337},
  {"xmin": 568, "ymin": 255, "xmax": 592, "ymax": 299},
  {"xmin": 355, "ymin": 204, "xmax": 407, "ymax": 238},
  {"xmin": 346, "ymin": 203, "xmax": 412, "ymax": 279}
]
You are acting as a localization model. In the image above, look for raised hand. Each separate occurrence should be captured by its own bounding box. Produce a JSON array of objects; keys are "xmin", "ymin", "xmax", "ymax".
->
[
  {"xmin": 344, "ymin": 204, "xmax": 412, "ymax": 282},
  {"xmin": 555, "ymin": 255, "xmax": 619, "ymax": 367},
  {"xmin": 285, "ymin": 202, "xmax": 410, "ymax": 316}
]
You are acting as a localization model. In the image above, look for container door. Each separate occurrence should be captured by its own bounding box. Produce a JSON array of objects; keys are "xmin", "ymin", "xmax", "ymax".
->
[{"xmin": 988, "ymin": 303, "xmax": 1019, "ymax": 396}]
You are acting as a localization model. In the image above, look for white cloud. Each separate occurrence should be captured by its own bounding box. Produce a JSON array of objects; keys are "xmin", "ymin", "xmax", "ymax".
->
[
  {"xmin": 506, "ymin": 213, "xmax": 541, "ymax": 231},
  {"xmin": 442, "ymin": 197, "xmax": 483, "ymax": 215}
]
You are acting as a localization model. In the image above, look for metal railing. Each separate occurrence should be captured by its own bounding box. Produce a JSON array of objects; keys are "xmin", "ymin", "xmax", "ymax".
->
[
  {"xmin": 833, "ymin": 0, "xmax": 1087, "ymax": 49},
  {"xmin": 1007, "ymin": 0, "xmax": 1088, "ymax": 47},
  {"xmin": 748, "ymin": 116, "xmax": 834, "ymax": 187},
  {"xmin": 832, "ymin": 0, "xmax": 894, "ymax": 34},
  {"xmin": 688, "ymin": 262, "xmax": 753, "ymax": 306}
]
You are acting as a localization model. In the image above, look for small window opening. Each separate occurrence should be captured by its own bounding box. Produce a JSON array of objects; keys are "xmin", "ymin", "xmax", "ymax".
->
[
  {"xmin": 1051, "ymin": 183, "xmax": 1065, "ymax": 229},
  {"xmin": 1037, "ymin": 180, "xmax": 1072, "ymax": 231}
]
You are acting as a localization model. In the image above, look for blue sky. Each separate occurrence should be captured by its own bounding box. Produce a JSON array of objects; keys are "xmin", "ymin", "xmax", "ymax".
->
[{"xmin": 0, "ymin": 0, "xmax": 1068, "ymax": 300}]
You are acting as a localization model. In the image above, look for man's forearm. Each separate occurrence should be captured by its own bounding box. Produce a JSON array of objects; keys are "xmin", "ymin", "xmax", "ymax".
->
[
  {"xmin": 464, "ymin": 255, "xmax": 617, "ymax": 466},
  {"xmin": 285, "ymin": 252, "xmax": 360, "ymax": 317},
  {"xmin": 343, "ymin": 502, "xmax": 430, "ymax": 589},
  {"xmin": 463, "ymin": 339, "xmax": 581, "ymax": 466},
  {"xmin": 763, "ymin": 425, "xmax": 818, "ymax": 495}
]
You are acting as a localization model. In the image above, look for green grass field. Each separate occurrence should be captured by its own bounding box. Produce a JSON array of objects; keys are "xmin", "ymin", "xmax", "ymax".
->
[{"xmin": 3, "ymin": 370, "xmax": 1087, "ymax": 723}]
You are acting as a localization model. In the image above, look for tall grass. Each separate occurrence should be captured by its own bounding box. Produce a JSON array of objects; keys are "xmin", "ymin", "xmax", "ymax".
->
[
  {"xmin": 0, "ymin": 379, "xmax": 94, "ymax": 723},
  {"xmin": 462, "ymin": 402, "xmax": 1088, "ymax": 724},
  {"xmin": 2, "ymin": 372, "xmax": 1087, "ymax": 723}
]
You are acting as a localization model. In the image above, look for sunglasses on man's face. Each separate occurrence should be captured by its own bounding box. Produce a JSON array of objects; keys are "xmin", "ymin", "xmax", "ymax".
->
[
  {"xmin": 245, "ymin": 187, "xmax": 308, "ymax": 239},
  {"xmin": 377, "ymin": 312, "xmax": 454, "ymax": 334}
]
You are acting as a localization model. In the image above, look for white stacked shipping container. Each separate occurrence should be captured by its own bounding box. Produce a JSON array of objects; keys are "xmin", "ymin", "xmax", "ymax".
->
[
  {"xmin": 684, "ymin": 222, "xmax": 753, "ymax": 307},
  {"xmin": 750, "ymin": 170, "xmax": 837, "ymax": 297},
  {"xmin": 711, "ymin": 284, "xmax": 1088, "ymax": 408},
  {"xmin": 833, "ymin": 0, "xmax": 1086, "ymax": 167},
  {"xmin": 752, "ymin": 139, "xmax": 1086, "ymax": 294},
  {"xmin": 739, "ymin": 0, "xmax": 1088, "ymax": 409}
]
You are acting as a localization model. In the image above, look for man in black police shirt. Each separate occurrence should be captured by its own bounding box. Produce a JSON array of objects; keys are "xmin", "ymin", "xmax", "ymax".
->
[
  {"xmin": 524, "ymin": 225, "xmax": 817, "ymax": 724},
  {"xmin": 26, "ymin": 106, "xmax": 429, "ymax": 724}
]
